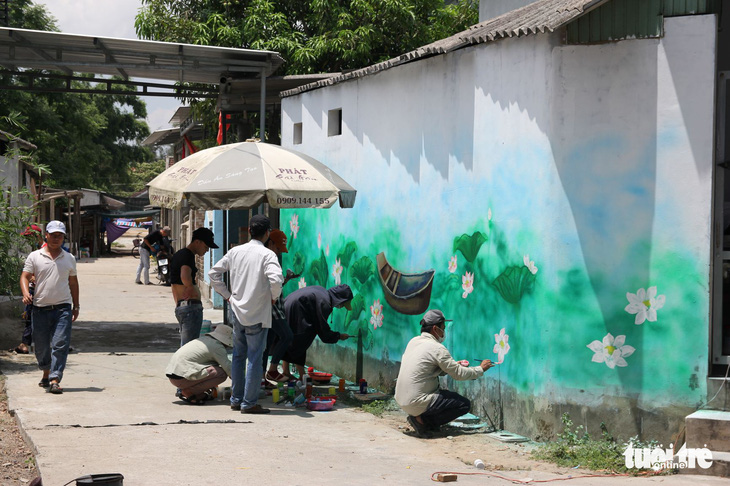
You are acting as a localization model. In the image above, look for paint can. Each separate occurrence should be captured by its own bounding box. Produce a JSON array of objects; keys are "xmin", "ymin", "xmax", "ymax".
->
[
  {"xmin": 474, "ymin": 459, "xmax": 485, "ymax": 469},
  {"xmin": 272, "ymin": 388, "xmax": 280, "ymax": 402},
  {"xmin": 338, "ymin": 378, "xmax": 346, "ymax": 392},
  {"xmin": 328, "ymin": 386, "xmax": 336, "ymax": 395},
  {"xmin": 359, "ymin": 378, "xmax": 368, "ymax": 394}
]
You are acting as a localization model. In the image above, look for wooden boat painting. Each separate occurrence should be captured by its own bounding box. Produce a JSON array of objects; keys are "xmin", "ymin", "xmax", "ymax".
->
[{"xmin": 376, "ymin": 252, "xmax": 435, "ymax": 315}]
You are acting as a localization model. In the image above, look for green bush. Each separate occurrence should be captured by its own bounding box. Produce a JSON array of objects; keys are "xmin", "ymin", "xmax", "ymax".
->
[{"xmin": 533, "ymin": 413, "xmax": 664, "ymax": 474}]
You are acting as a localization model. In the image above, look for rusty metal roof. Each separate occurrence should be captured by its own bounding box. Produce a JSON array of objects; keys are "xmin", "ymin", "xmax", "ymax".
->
[{"xmin": 281, "ymin": 0, "xmax": 610, "ymax": 97}]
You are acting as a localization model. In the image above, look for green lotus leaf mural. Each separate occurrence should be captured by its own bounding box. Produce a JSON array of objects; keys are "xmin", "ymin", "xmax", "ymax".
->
[
  {"xmin": 346, "ymin": 293, "xmax": 366, "ymax": 328},
  {"xmin": 492, "ymin": 265, "xmax": 536, "ymax": 304},
  {"xmin": 309, "ymin": 250, "xmax": 329, "ymax": 287},
  {"xmin": 453, "ymin": 231, "xmax": 488, "ymax": 263},
  {"xmin": 337, "ymin": 241, "xmax": 358, "ymax": 269},
  {"xmin": 351, "ymin": 256, "xmax": 376, "ymax": 286},
  {"xmin": 292, "ymin": 251, "xmax": 306, "ymax": 276}
]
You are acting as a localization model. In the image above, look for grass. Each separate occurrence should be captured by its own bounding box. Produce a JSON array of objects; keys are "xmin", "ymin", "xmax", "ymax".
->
[
  {"xmin": 532, "ymin": 413, "xmax": 670, "ymax": 474},
  {"xmin": 361, "ymin": 398, "xmax": 400, "ymax": 417}
]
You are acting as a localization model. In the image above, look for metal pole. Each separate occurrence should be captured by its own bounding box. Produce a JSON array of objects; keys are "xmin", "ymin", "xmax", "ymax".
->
[{"xmin": 260, "ymin": 68, "xmax": 266, "ymax": 142}]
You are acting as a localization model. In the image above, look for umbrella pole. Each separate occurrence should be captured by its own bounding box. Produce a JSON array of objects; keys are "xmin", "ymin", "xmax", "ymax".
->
[{"xmin": 223, "ymin": 209, "xmax": 229, "ymax": 326}]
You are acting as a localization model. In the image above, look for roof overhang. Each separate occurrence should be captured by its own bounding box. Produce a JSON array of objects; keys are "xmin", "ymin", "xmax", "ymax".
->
[{"xmin": 0, "ymin": 28, "xmax": 285, "ymax": 98}]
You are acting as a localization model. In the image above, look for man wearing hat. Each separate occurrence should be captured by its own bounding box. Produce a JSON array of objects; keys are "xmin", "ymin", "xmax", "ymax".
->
[
  {"xmin": 169, "ymin": 227, "xmax": 219, "ymax": 348},
  {"xmin": 165, "ymin": 324, "xmax": 233, "ymax": 405},
  {"xmin": 19, "ymin": 221, "xmax": 80, "ymax": 395},
  {"xmin": 209, "ymin": 214, "xmax": 283, "ymax": 414},
  {"xmin": 135, "ymin": 225, "xmax": 171, "ymax": 285},
  {"xmin": 395, "ymin": 309, "xmax": 494, "ymax": 437}
]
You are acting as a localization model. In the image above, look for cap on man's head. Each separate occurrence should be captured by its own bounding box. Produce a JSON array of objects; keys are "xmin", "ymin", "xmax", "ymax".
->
[
  {"xmin": 268, "ymin": 229, "xmax": 288, "ymax": 253},
  {"xmin": 162, "ymin": 226, "xmax": 172, "ymax": 233},
  {"xmin": 420, "ymin": 309, "xmax": 452, "ymax": 331},
  {"xmin": 45, "ymin": 220, "xmax": 66, "ymax": 235},
  {"xmin": 192, "ymin": 227, "xmax": 219, "ymax": 249},
  {"xmin": 21, "ymin": 224, "xmax": 42, "ymax": 236},
  {"xmin": 249, "ymin": 214, "xmax": 272, "ymax": 236}
]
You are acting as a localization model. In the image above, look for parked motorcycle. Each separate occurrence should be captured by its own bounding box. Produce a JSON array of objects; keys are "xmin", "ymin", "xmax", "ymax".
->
[{"xmin": 153, "ymin": 238, "xmax": 175, "ymax": 286}]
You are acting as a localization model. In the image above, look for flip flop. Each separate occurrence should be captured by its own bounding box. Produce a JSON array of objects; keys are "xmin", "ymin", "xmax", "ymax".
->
[
  {"xmin": 48, "ymin": 382, "xmax": 63, "ymax": 394},
  {"xmin": 180, "ymin": 394, "xmax": 205, "ymax": 405},
  {"xmin": 265, "ymin": 371, "xmax": 289, "ymax": 383}
]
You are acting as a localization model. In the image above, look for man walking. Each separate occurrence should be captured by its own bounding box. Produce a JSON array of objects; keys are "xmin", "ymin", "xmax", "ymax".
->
[
  {"xmin": 169, "ymin": 227, "xmax": 219, "ymax": 347},
  {"xmin": 395, "ymin": 309, "xmax": 494, "ymax": 437},
  {"xmin": 19, "ymin": 221, "xmax": 80, "ymax": 395},
  {"xmin": 135, "ymin": 225, "xmax": 171, "ymax": 285},
  {"xmin": 209, "ymin": 215, "xmax": 283, "ymax": 414}
]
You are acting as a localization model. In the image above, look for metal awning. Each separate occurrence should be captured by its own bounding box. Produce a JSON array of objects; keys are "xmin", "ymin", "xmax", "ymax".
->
[{"xmin": 0, "ymin": 27, "xmax": 284, "ymax": 98}]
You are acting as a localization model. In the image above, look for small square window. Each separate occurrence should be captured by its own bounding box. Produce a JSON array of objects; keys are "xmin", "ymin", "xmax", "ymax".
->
[
  {"xmin": 328, "ymin": 108, "xmax": 342, "ymax": 137},
  {"xmin": 293, "ymin": 122, "xmax": 302, "ymax": 145}
]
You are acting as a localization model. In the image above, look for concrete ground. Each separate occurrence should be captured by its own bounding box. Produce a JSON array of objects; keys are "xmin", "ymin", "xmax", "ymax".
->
[{"xmin": 2, "ymin": 251, "xmax": 728, "ymax": 485}]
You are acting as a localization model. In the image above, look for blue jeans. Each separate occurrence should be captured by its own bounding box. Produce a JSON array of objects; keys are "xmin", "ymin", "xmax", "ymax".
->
[
  {"xmin": 32, "ymin": 305, "xmax": 73, "ymax": 383},
  {"xmin": 174, "ymin": 303, "xmax": 203, "ymax": 347},
  {"xmin": 229, "ymin": 309, "xmax": 268, "ymax": 409},
  {"xmin": 136, "ymin": 246, "xmax": 151, "ymax": 284}
]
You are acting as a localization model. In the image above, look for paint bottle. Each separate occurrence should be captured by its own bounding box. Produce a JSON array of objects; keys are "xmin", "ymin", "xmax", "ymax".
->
[
  {"xmin": 287, "ymin": 382, "xmax": 295, "ymax": 398},
  {"xmin": 359, "ymin": 378, "xmax": 368, "ymax": 394},
  {"xmin": 305, "ymin": 384, "xmax": 313, "ymax": 399},
  {"xmin": 328, "ymin": 386, "xmax": 336, "ymax": 396},
  {"xmin": 272, "ymin": 388, "xmax": 280, "ymax": 402},
  {"xmin": 338, "ymin": 378, "xmax": 346, "ymax": 392}
]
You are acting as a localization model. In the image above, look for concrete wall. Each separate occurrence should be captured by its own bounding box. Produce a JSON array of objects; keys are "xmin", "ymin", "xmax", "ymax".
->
[{"xmin": 279, "ymin": 15, "xmax": 717, "ymax": 442}]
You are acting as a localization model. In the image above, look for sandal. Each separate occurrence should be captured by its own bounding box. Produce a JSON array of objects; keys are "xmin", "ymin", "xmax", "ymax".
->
[
  {"xmin": 48, "ymin": 382, "xmax": 63, "ymax": 394},
  {"xmin": 180, "ymin": 394, "xmax": 205, "ymax": 405},
  {"xmin": 38, "ymin": 378, "xmax": 49, "ymax": 388},
  {"xmin": 265, "ymin": 371, "xmax": 289, "ymax": 383}
]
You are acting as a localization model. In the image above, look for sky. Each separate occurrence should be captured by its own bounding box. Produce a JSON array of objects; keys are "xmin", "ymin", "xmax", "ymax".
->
[{"xmin": 39, "ymin": 0, "xmax": 180, "ymax": 133}]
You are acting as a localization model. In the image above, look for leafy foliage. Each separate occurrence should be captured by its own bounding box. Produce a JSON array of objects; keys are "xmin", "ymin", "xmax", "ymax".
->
[
  {"xmin": 351, "ymin": 255, "xmax": 376, "ymax": 286},
  {"xmin": 345, "ymin": 292, "xmax": 365, "ymax": 328},
  {"xmin": 453, "ymin": 231, "xmax": 487, "ymax": 263},
  {"xmin": 292, "ymin": 251, "xmax": 307, "ymax": 276},
  {"xmin": 492, "ymin": 265, "xmax": 536, "ymax": 304},
  {"xmin": 1, "ymin": 1, "xmax": 153, "ymax": 193},
  {"xmin": 336, "ymin": 241, "xmax": 358, "ymax": 269},
  {"xmin": 136, "ymin": 0, "xmax": 479, "ymax": 75},
  {"xmin": 309, "ymin": 250, "xmax": 329, "ymax": 287},
  {"xmin": 533, "ymin": 413, "xmax": 663, "ymax": 474}
]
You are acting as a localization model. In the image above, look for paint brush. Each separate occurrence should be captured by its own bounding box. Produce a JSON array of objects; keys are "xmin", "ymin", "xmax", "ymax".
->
[{"xmin": 472, "ymin": 359, "xmax": 499, "ymax": 365}]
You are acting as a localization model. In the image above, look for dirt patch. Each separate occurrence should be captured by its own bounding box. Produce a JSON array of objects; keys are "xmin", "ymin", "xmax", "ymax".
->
[
  {"xmin": 361, "ymin": 406, "xmax": 601, "ymax": 478},
  {"xmin": 0, "ymin": 373, "xmax": 40, "ymax": 485}
]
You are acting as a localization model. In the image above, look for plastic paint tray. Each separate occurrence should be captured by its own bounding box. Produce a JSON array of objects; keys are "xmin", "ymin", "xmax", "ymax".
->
[
  {"xmin": 309, "ymin": 372, "xmax": 333, "ymax": 384},
  {"xmin": 307, "ymin": 397, "xmax": 336, "ymax": 411}
]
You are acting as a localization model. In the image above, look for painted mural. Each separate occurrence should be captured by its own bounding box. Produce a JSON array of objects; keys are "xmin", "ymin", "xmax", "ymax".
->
[{"xmin": 278, "ymin": 16, "xmax": 715, "ymax": 414}]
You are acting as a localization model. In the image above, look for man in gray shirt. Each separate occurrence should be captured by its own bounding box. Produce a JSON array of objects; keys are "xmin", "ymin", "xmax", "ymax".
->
[{"xmin": 395, "ymin": 310, "xmax": 494, "ymax": 437}]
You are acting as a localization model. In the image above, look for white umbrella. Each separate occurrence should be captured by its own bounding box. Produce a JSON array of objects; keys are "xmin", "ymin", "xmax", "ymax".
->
[{"xmin": 147, "ymin": 141, "xmax": 356, "ymax": 210}]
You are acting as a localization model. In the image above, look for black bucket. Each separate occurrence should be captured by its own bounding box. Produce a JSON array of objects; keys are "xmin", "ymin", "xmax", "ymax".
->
[{"xmin": 75, "ymin": 473, "xmax": 124, "ymax": 485}]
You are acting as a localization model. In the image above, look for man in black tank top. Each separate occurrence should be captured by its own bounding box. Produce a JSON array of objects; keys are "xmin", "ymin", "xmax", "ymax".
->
[{"xmin": 169, "ymin": 227, "xmax": 219, "ymax": 347}]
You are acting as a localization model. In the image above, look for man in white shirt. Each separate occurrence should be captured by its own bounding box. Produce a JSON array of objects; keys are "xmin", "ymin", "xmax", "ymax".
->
[
  {"xmin": 19, "ymin": 221, "xmax": 80, "ymax": 395},
  {"xmin": 395, "ymin": 310, "xmax": 494, "ymax": 437},
  {"xmin": 209, "ymin": 214, "xmax": 283, "ymax": 414}
]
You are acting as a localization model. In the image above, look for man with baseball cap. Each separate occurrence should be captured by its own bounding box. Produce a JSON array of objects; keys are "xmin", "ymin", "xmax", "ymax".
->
[
  {"xmin": 395, "ymin": 309, "xmax": 494, "ymax": 437},
  {"xmin": 169, "ymin": 227, "xmax": 219, "ymax": 349},
  {"xmin": 209, "ymin": 214, "xmax": 283, "ymax": 414},
  {"xmin": 19, "ymin": 220, "xmax": 80, "ymax": 395}
]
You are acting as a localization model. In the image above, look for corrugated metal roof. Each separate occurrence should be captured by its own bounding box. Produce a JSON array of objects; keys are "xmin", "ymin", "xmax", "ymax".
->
[
  {"xmin": 0, "ymin": 27, "xmax": 284, "ymax": 84},
  {"xmin": 281, "ymin": 0, "xmax": 611, "ymax": 97}
]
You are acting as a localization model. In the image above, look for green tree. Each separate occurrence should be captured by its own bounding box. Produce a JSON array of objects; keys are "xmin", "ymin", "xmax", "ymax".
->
[
  {"xmin": 136, "ymin": 0, "xmax": 479, "ymax": 74},
  {"xmin": 0, "ymin": 1, "xmax": 154, "ymax": 192}
]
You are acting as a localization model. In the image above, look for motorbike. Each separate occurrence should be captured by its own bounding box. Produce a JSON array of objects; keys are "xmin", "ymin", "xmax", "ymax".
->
[{"xmin": 153, "ymin": 238, "xmax": 175, "ymax": 286}]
